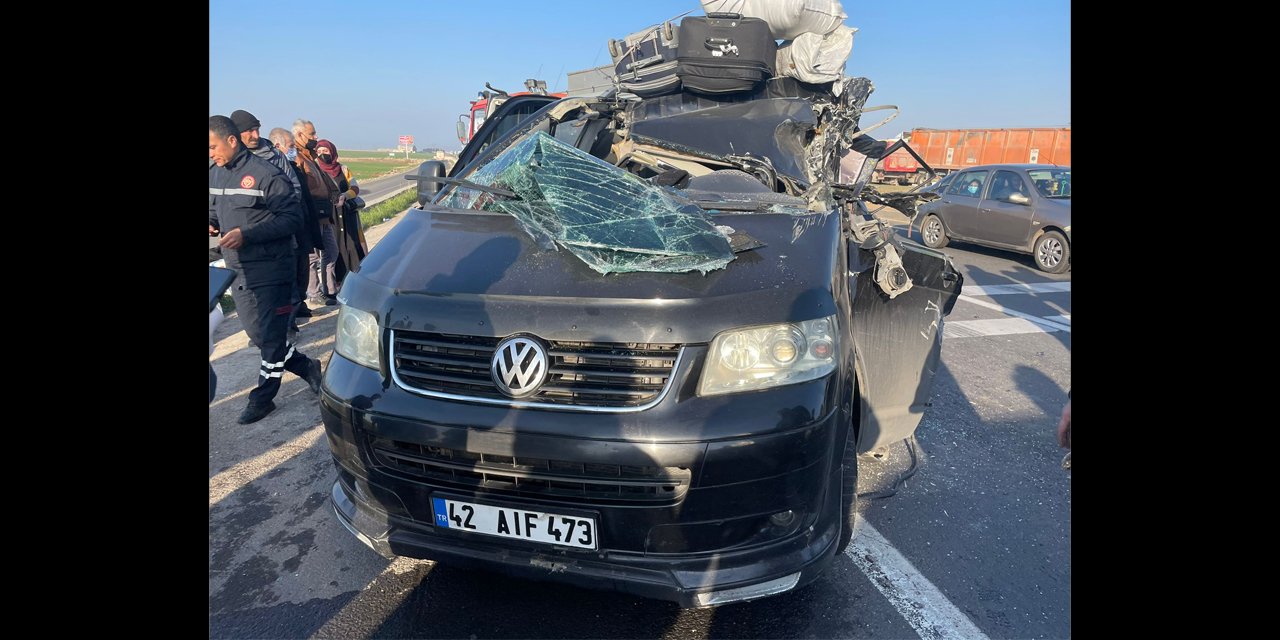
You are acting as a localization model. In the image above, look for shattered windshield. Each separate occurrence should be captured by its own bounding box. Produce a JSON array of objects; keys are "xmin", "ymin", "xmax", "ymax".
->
[
  {"xmin": 438, "ymin": 131, "xmax": 735, "ymax": 275},
  {"xmin": 1027, "ymin": 169, "xmax": 1070, "ymax": 199}
]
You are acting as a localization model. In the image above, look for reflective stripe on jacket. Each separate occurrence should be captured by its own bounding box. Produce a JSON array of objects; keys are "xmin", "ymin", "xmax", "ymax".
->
[{"xmin": 209, "ymin": 147, "xmax": 303, "ymax": 288}]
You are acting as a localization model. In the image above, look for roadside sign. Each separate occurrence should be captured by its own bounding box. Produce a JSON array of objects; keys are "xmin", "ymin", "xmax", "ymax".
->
[{"xmin": 399, "ymin": 135, "xmax": 413, "ymax": 146}]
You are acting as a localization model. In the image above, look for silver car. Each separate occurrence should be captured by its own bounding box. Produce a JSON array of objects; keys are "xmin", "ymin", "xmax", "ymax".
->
[{"xmin": 916, "ymin": 164, "xmax": 1071, "ymax": 273}]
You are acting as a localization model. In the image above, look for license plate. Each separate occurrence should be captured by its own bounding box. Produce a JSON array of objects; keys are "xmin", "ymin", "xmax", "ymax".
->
[{"xmin": 431, "ymin": 497, "xmax": 598, "ymax": 550}]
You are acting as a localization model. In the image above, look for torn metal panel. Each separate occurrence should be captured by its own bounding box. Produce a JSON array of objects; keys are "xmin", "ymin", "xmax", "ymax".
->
[
  {"xmin": 799, "ymin": 77, "xmax": 876, "ymax": 211},
  {"xmin": 863, "ymin": 189, "xmax": 940, "ymax": 221},
  {"xmin": 629, "ymin": 98, "xmax": 820, "ymax": 184},
  {"xmin": 442, "ymin": 131, "xmax": 735, "ymax": 275},
  {"xmin": 612, "ymin": 138, "xmax": 725, "ymax": 177},
  {"xmin": 546, "ymin": 97, "xmax": 598, "ymax": 121},
  {"xmin": 846, "ymin": 240, "xmax": 963, "ymax": 452}
]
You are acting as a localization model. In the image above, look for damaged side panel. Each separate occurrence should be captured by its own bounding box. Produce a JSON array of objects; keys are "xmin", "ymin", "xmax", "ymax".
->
[{"xmin": 847, "ymin": 241, "xmax": 963, "ymax": 452}]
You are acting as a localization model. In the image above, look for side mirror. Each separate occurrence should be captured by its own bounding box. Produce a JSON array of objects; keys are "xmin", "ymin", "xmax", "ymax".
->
[
  {"xmin": 456, "ymin": 117, "xmax": 468, "ymax": 144},
  {"xmin": 1008, "ymin": 192, "xmax": 1031, "ymax": 205},
  {"xmin": 415, "ymin": 160, "xmax": 447, "ymax": 206}
]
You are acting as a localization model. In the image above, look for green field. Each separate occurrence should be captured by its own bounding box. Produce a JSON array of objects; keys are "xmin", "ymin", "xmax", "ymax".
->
[
  {"xmin": 342, "ymin": 149, "xmax": 442, "ymax": 160},
  {"xmin": 340, "ymin": 149, "xmax": 454, "ymax": 181},
  {"xmin": 343, "ymin": 158, "xmax": 420, "ymax": 182},
  {"xmin": 361, "ymin": 188, "xmax": 419, "ymax": 230}
]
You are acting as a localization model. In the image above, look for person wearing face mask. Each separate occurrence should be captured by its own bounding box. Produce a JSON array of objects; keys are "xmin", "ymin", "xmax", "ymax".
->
[
  {"xmin": 269, "ymin": 127, "xmax": 324, "ymax": 322},
  {"xmin": 314, "ymin": 139, "xmax": 368, "ymax": 288},
  {"xmin": 292, "ymin": 118, "xmax": 342, "ymax": 307},
  {"xmin": 965, "ymin": 179, "xmax": 981, "ymax": 196}
]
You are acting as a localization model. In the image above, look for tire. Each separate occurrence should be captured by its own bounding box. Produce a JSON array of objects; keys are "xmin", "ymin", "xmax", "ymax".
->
[
  {"xmin": 834, "ymin": 424, "xmax": 859, "ymax": 554},
  {"xmin": 1033, "ymin": 230, "xmax": 1070, "ymax": 273},
  {"xmin": 921, "ymin": 214, "xmax": 949, "ymax": 248},
  {"xmin": 661, "ymin": 21, "xmax": 676, "ymax": 42},
  {"xmin": 607, "ymin": 39, "xmax": 620, "ymax": 60}
]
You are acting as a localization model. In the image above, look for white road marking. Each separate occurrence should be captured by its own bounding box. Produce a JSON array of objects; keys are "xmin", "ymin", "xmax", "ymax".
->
[
  {"xmin": 848, "ymin": 517, "xmax": 991, "ymax": 640},
  {"xmin": 945, "ymin": 318, "xmax": 1059, "ymax": 338},
  {"xmin": 310, "ymin": 557, "xmax": 430, "ymax": 638},
  {"xmin": 957, "ymin": 295, "xmax": 1072, "ymax": 333},
  {"xmin": 209, "ymin": 425, "xmax": 325, "ymax": 507},
  {"xmin": 1043, "ymin": 314, "xmax": 1070, "ymax": 325},
  {"xmin": 962, "ymin": 282, "xmax": 1071, "ymax": 296}
]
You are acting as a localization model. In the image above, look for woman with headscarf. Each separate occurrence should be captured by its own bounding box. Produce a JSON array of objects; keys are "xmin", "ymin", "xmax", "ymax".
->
[{"xmin": 314, "ymin": 140, "xmax": 369, "ymax": 287}]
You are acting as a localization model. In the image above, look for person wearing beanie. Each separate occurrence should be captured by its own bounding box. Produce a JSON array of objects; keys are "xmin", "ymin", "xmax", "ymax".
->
[
  {"xmin": 231, "ymin": 110, "xmax": 302, "ymax": 203},
  {"xmin": 232, "ymin": 110, "xmax": 314, "ymax": 321},
  {"xmin": 209, "ymin": 115, "xmax": 324, "ymax": 424}
]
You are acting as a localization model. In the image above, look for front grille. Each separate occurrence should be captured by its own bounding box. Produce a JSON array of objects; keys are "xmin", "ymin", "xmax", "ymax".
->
[
  {"xmin": 390, "ymin": 330, "xmax": 680, "ymax": 409},
  {"xmin": 370, "ymin": 438, "xmax": 691, "ymax": 503}
]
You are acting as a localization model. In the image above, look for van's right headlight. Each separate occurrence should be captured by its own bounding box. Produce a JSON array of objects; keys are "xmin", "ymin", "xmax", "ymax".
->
[
  {"xmin": 335, "ymin": 305, "xmax": 380, "ymax": 370},
  {"xmin": 698, "ymin": 316, "xmax": 838, "ymax": 397}
]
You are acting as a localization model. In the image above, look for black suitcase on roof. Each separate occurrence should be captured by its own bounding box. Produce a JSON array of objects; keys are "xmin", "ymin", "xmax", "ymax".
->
[
  {"xmin": 609, "ymin": 22, "xmax": 681, "ymax": 98},
  {"xmin": 677, "ymin": 12, "xmax": 776, "ymax": 95}
]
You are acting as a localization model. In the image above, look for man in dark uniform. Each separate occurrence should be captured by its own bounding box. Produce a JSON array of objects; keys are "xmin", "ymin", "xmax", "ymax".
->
[{"xmin": 209, "ymin": 115, "xmax": 323, "ymax": 424}]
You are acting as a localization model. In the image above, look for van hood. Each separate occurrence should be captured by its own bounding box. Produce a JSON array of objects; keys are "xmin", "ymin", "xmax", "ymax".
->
[{"xmin": 342, "ymin": 207, "xmax": 841, "ymax": 345}]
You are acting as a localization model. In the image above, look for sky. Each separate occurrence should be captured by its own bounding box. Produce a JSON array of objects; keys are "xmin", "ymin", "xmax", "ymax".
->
[{"xmin": 210, "ymin": 0, "xmax": 1069, "ymax": 152}]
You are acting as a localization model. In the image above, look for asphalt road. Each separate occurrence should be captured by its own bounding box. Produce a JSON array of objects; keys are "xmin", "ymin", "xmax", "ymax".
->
[
  {"xmin": 210, "ymin": 210, "xmax": 1070, "ymax": 639},
  {"xmin": 357, "ymin": 168, "xmax": 417, "ymax": 206}
]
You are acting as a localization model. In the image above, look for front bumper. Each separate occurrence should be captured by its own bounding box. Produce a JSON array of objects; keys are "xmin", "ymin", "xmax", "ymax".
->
[
  {"xmin": 321, "ymin": 352, "xmax": 848, "ymax": 607},
  {"xmin": 331, "ymin": 471, "xmax": 841, "ymax": 607}
]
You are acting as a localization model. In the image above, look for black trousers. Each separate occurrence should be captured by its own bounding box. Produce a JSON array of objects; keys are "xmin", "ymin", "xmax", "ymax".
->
[
  {"xmin": 294, "ymin": 249, "xmax": 310, "ymax": 306},
  {"xmin": 230, "ymin": 281, "xmax": 311, "ymax": 405}
]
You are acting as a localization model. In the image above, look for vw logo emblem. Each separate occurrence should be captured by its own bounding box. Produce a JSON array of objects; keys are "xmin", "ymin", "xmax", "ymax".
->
[{"xmin": 491, "ymin": 336, "xmax": 548, "ymax": 398}]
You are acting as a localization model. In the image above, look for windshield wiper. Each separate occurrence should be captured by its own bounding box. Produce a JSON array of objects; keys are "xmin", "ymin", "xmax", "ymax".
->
[
  {"xmin": 404, "ymin": 173, "xmax": 520, "ymax": 199},
  {"xmin": 689, "ymin": 199, "xmax": 770, "ymax": 212}
]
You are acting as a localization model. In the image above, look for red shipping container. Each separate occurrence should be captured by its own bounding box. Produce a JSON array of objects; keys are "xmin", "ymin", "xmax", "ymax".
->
[{"xmin": 906, "ymin": 127, "xmax": 1070, "ymax": 171}]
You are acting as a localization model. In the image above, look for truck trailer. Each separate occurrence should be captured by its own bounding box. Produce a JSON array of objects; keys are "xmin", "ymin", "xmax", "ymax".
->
[{"xmin": 873, "ymin": 127, "xmax": 1070, "ymax": 184}]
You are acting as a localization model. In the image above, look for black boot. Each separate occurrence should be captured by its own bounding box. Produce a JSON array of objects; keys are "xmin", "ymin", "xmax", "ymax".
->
[
  {"xmin": 237, "ymin": 400, "xmax": 276, "ymax": 424},
  {"xmin": 304, "ymin": 358, "xmax": 323, "ymax": 395}
]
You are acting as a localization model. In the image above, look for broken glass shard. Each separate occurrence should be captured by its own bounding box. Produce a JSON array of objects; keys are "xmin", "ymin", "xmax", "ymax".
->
[{"xmin": 441, "ymin": 131, "xmax": 736, "ymax": 275}]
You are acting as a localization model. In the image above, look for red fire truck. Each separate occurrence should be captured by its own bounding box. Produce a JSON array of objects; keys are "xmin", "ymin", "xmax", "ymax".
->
[
  {"xmin": 871, "ymin": 141, "xmax": 923, "ymax": 185},
  {"xmin": 456, "ymin": 80, "xmax": 567, "ymax": 145}
]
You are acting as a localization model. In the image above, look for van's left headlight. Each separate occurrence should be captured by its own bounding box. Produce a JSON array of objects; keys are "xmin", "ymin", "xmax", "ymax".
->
[
  {"xmin": 335, "ymin": 305, "xmax": 380, "ymax": 370},
  {"xmin": 698, "ymin": 316, "xmax": 837, "ymax": 397}
]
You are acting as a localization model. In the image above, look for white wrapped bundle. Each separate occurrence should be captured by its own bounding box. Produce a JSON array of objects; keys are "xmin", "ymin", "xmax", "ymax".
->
[
  {"xmin": 776, "ymin": 24, "xmax": 856, "ymax": 84},
  {"xmin": 700, "ymin": 0, "xmax": 847, "ymax": 40}
]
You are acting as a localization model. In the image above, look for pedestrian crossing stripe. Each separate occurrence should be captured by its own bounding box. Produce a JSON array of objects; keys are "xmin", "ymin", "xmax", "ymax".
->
[{"xmin": 944, "ymin": 284, "xmax": 1070, "ymax": 339}]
